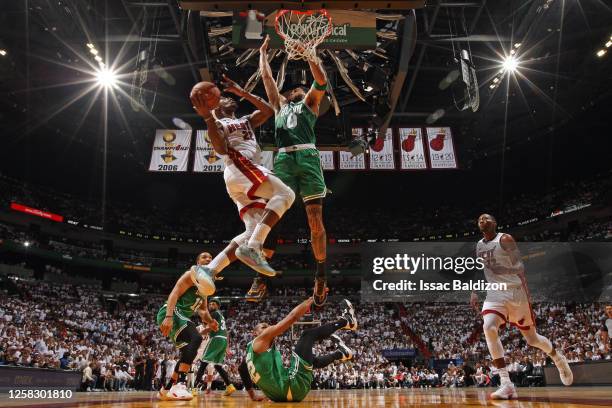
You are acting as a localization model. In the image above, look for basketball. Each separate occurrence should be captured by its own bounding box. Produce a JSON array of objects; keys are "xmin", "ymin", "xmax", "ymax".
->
[{"xmin": 190, "ymin": 81, "xmax": 221, "ymax": 110}]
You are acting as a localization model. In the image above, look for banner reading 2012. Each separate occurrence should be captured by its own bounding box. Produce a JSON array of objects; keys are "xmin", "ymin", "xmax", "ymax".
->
[
  {"xmin": 193, "ymin": 130, "xmax": 225, "ymax": 173},
  {"xmin": 149, "ymin": 129, "xmax": 192, "ymax": 172},
  {"xmin": 426, "ymin": 127, "xmax": 458, "ymax": 169}
]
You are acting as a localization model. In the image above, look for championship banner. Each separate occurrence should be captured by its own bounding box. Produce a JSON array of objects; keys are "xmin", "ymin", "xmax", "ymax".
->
[
  {"xmin": 319, "ymin": 151, "xmax": 335, "ymax": 171},
  {"xmin": 193, "ymin": 130, "xmax": 225, "ymax": 173},
  {"xmin": 233, "ymin": 10, "xmax": 377, "ymax": 50},
  {"xmin": 339, "ymin": 128, "xmax": 366, "ymax": 170},
  {"xmin": 148, "ymin": 129, "xmax": 191, "ymax": 172},
  {"xmin": 425, "ymin": 127, "xmax": 458, "ymax": 169},
  {"xmin": 399, "ymin": 127, "xmax": 427, "ymax": 170},
  {"xmin": 368, "ymin": 128, "xmax": 395, "ymax": 170}
]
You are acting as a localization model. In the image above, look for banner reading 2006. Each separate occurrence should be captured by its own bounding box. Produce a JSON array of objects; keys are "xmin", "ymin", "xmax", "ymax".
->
[
  {"xmin": 193, "ymin": 130, "xmax": 225, "ymax": 173},
  {"xmin": 149, "ymin": 129, "xmax": 192, "ymax": 172}
]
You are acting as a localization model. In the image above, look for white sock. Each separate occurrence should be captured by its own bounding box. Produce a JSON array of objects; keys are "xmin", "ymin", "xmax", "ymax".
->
[
  {"xmin": 208, "ymin": 252, "xmax": 230, "ymax": 273},
  {"xmin": 498, "ymin": 367, "xmax": 511, "ymax": 385},
  {"xmin": 247, "ymin": 224, "xmax": 271, "ymax": 250},
  {"xmin": 206, "ymin": 381, "xmax": 212, "ymax": 390}
]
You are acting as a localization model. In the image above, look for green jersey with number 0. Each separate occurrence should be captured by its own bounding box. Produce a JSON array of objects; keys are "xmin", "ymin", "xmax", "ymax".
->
[{"xmin": 274, "ymin": 100, "xmax": 317, "ymax": 148}]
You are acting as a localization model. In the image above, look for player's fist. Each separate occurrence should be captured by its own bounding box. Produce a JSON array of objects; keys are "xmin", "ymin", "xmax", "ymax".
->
[
  {"xmin": 209, "ymin": 320, "xmax": 219, "ymax": 332},
  {"xmin": 160, "ymin": 316, "xmax": 173, "ymax": 337}
]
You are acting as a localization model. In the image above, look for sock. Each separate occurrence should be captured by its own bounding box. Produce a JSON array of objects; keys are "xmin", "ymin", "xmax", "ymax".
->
[
  {"xmin": 208, "ymin": 252, "xmax": 230, "ymax": 273},
  {"xmin": 248, "ymin": 224, "xmax": 271, "ymax": 250},
  {"xmin": 215, "ymin": 365, "xmax": 232, "ymax": 386},
  {"xmin": 316, "ymin": 259, "xmax": 326, "ymax": 278},
  {"xmin": 206, "ymin": 380, "xmax": 212, "ymax": 390},
  {"xmin": 164, "ymin": 378, "xmax": 176, "ymax": 390},
  {"xmin": 498, "ymin": 367, "xmax": 511, "ymax": 385},
  {"xmin": 178, "ymin": 372, "xmax": 187, "ymax": 384}
]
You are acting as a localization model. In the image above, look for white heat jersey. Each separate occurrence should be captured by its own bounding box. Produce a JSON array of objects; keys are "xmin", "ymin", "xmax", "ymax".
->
[
  {"xmin": 217, "ymin": 115, "xmax": 261, "ymax": 166},
  {"xmin": 476, "ymin": 233, "xmax": 522, "ymax": 287}
]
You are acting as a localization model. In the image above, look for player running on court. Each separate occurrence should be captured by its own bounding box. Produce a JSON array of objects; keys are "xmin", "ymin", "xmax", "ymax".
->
[
  {"xmin": 243, "ymin": 297, "xmax": 357, "ymax": 402},
  {"xmin": 156, "ymin": 252, "xmax": 218, "ymax": 401},
  {"xmin": 252, "ymin": 35, "xmax": 330, "ymax": 305},
  {"xmin": 191, "ymin": 75, "xmax": 295, "ymax": 286},
  {"xmin": 471, "ymin": 214, "xmax": 573, "ymax": 400},
  {"xmin": 194, "ymin": 297, "xmax": 236, "ymax": 396}
]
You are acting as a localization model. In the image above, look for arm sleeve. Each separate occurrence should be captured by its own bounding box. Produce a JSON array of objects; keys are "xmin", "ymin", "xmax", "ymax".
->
[{"xmin": 238, "ymin": 359, "xmax": 254, "ymax": 391}]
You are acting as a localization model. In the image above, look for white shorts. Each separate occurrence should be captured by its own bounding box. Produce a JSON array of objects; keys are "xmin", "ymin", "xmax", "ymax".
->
[
  {"xmin": 224, "ymin": 149, "xmax": 270, "ymax": 219},
  {"xmin": 481, "ymin": 284, "xmax": 535, "ymax": 330}
]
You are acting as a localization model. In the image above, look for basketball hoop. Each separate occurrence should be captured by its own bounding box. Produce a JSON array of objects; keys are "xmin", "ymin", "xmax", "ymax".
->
[{"xmin": 275, "ymin": 9, "xmax": 333, "ymax": 61}]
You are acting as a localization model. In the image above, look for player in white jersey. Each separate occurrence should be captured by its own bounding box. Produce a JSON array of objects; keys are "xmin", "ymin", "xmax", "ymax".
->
[
  {"xmin": 190, "ymin": 75, "xmax": 295, "ymax": 283},
  {"xmin": 471, "ymin": 214, "xmax": 573, "ymax": 399}
]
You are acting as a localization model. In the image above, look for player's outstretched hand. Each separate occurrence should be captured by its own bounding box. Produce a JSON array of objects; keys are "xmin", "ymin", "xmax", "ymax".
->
[
  {"xmin": 260, "ymin": 35, "xmax": 270, "ymax": 54},
  {"xmin": 190, "ymin": 91, "xmax": 212, "ymax": 119},
  {"xmin": 222, "ymin": 74, "xmax": 246, "ymax": 97}
]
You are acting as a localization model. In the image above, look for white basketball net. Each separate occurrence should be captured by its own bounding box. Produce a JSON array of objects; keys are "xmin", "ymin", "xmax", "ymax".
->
[{"xmin": 275, "ymin": 9, "xmax": 332, "ymax": 61}]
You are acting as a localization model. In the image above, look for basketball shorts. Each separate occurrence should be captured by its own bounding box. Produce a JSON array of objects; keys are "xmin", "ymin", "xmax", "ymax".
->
[
  {"xmin": 481, "ymin": 285, "xmax": 535, "ymax": 330},
  {"xmin": 224, "ymin": 160, "xmax": 269, "ymax": 219},
  {"xmin": 156, "ymin": 305, "xmax": 193, "ymax": 348},
  {"xmin": 201, "ymin": 336, "xmax": 228, "ymax": 364},
  {"xmin": 285, "ymin": 351, "xmax": 313, "ymax": 402},
  {"xmin": 274, "ymin": 149, "xmax": 327, "ymax": 203}
]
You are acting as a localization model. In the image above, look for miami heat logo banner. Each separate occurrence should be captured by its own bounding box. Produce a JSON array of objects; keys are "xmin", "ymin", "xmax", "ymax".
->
[
  {"xmin": 319, "ymin": 151, "xmax": 335, "ymax": 171},
  {"xmin": 399, "ymin": 128, "xmax": 427, "ymax": 170},
  {"xmin": 368, "ymin": 128, "xmax": 395, "ymax": 170},
  {"xmin": 425, "ymin": 127, "xmax": 458, "ymax": 169},
  {"xmin": 339, "ymin": 128, "xmax": 367, "ymax": 170},
  {"xmin": 193, "ymin": 130, "xmax": 225, "ymax": 173},
  {"xmin": 149, "ymin": 129, "xmax": 191, "ymax": 172}
]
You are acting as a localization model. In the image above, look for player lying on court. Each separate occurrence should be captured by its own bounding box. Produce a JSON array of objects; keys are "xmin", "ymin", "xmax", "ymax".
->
[
  {"xmin": 240, "ymin": 298, "xmax": 357, "ymax": 402},
  {"xmin": 194, "ymin": 297, "xmax": 237, "ymax": 396},
  {"xmin": 190, "ymin": 75, "xmax": 295, "ymax": 296},
  {"xmin": 156, "ymin": 252, "xmax": 218, "ymax": 401},
  {"xmin": 250, "ymin": 35, "xmax": 330, "ymax": 306},
  {"xmin": 472, "ymin": 214, "xmax": 573, "ymax": 400}
]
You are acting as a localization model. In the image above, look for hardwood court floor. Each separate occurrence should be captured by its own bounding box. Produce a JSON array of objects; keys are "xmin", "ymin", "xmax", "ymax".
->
[{"xmin": 2, "ymin": 387, "xmax": 612, "ymax": 408}]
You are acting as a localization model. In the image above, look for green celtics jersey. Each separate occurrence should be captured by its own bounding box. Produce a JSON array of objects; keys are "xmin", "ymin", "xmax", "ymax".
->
[
  {"xmin": 274, "ymin": 100, "xmax": 317, "ymax": 148},
  {"xmin": 210, "ymin": 310, "xmax": 227, "ymax": 337},
  {"xmin": 246, "ymin": 342, "xmax": 289, "ymax": 402},
  {"xmin": 171, "ymin": 286, "xmax": 206, "ymax": 319}
]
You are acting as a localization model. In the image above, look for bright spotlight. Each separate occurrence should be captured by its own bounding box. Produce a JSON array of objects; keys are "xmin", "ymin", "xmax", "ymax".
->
[
  {"xmin": 96, "ymin": 69, "xmax": 118, "ymax": 88},
  {"xmin": 23, "ymin": 241, "xmax": 30, "ymax": 247},
  {"xmin": 596, "ymin": 49, "xmax": 607, "ymax": 57},
  {"xmin": 502, "ymin": 55, "xmax": 519, "ymax": 72},
  {"xmin": 606, "ymin": 41, "xmax": 612, "ymax": 48},
  {"xmin": 86, "ymin": 43, "xmax": 94, "ymax": 49},
  {"xmin": 0, "ymin": 49, "xmax": 7, "ymax": 56}
]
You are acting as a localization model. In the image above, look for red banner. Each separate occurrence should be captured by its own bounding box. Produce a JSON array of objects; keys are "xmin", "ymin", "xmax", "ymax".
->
[{"xmin": 10, "ymin": 202, "xmax": 64, "ymax": 222}]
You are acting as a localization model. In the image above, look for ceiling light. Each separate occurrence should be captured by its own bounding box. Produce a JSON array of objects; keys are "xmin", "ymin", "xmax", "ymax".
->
[
  {"xmin": 0, "ymin": 49, "xmax": 7, "ymax": 56},
  {"xmin": 89, "ymin": 48, "xmax": 98, "ymax": 55},
  {"xmin": 94, "ymin": 55, "xmax": 103, "ymax": 62},
  {"xmin": 596, "ymin": 49, "xmax": 607, "ymax": 57},
  {"xmin": 86, "ymin": 43, "xmax": 94, "ymax": 49},
  {"xmin": 95, "ymin": 68, "xmax": 118, "ymax": 88},
  {"xmin": 514, "ymin": 43, "xmax": 522, "ymax": 48},
  {"xmin": 606, "ymin": 41, "xmax": 612, "ymax": 48},
  {"xmin": 502, "ymin": 55, "xmax": 518, "ymax": 72}
]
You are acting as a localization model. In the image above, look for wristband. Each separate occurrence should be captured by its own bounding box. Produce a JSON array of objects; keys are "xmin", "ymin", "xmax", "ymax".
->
[
  {"xmin": 165, "ymin": 315, "xmax": 173, "ymax": 318},
  {"xmin": 312, "ymin": 80, "xmax": 327, "ymax": 91}
]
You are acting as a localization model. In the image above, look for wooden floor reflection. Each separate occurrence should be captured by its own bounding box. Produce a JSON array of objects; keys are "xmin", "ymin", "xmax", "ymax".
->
[{"xmin": 2, "ymin": 387, "xmax": 611, "ymax": 407}]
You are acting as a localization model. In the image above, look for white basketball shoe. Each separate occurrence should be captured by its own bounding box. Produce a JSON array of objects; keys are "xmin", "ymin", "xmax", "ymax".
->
[
  {"xmin": 552, "ymin": 349, "xmax": 573, "ymax": 386},
  {"xmin": 490, "ymin": 382, "xmax": 517, "ymax": 400},
  {"xmin": 158, "ymin": 383, "xmax": 194, "ymax": 401}
]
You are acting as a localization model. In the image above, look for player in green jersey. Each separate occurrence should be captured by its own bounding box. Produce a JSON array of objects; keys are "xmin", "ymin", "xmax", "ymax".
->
[
  {"xmin": 156, "ymin": 252, "xmax": 218, "ymax": 401},
  {"xmin": 194, "ymin": 297, "xmax": 237, "ymax": 396},
  {"xmin": 240, "ymin": 297, "xmax": 358, "ymax": 402},
  {"xmin": 247, "ymin": 35, "xmax": 330, "ymax": 306}
]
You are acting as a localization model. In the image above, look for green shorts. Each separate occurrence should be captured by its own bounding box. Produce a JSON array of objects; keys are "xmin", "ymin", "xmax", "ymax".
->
[
  {"xmin": 286, "ymin": 351, "xmax": 313, "ymax": 402},
  {"xmin": 201, "ymin": 336, "xmax": 228, "ymax": 364},
  {"xmin": 274, "ymin": 149, "xmax": 327, "ymax": 202},
  {"xmin": 156, "ymin": 305, "xmax": 192, "ymax": 348}
]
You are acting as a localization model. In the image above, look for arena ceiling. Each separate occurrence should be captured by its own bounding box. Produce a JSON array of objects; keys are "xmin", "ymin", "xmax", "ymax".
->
[{"xmin": 0, "ymin": 0, "xmax": 610, "ymax": 190}]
